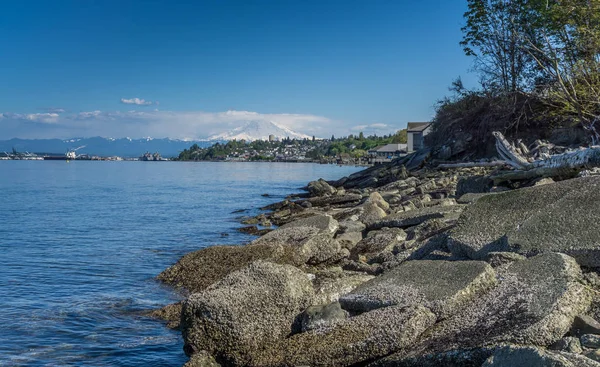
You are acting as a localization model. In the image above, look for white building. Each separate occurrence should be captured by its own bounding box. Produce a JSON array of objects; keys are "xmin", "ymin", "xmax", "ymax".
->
[{"xmin": 407, "ymin": 122, "xmax": 432, "ymax": 152}]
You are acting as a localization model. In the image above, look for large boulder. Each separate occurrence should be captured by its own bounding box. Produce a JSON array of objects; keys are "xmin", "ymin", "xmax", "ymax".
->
[
  {"xmin": 368, "ymin": 205, "xmax": 465, "ymax": 230},
  {"xmin": 307, "ymin": 178, "xmax": 336, "ymax": 197},
  {"xmin": 157, "ymin": 243, "xmax": 294, "ymax": 292},
  {"xmin": 277, "ymin": 214, "xmax": 339, "ymax": 235},
  {"xmin": 312, "ymin": 267, "xmax": 374, "ymax": 305},
  {"xmin": 339, "ymin": 260, "xmax": 496, "ymax": 319},
  {"xmin": 456, "ymin": 175, "xmax": 493, "ymax": 196},
  {"xmin": 335, "ymin": 221, "xmax": 365, "ymax": 250},
  {"xmin": 357, "ymin": 202, "xmax": 388, "ymax": 225},
  {"xmin": 284, "ymin": 305, "xmax": 436, "ymax": 366},
  {"xmin": 482, "ymin": 345, "xmax": 600, "ymax": 367},
  {"xmin": 378, "ymin": 253, "xmax": 591, "ymax": 365},
  {"xmin": 449, "ymin": 176, "xmax": 600, "ymax": 266},
  {"xmin": 181, "ymin": 261, "xmax": 315, "ymax": 366},
  {"xmin": 364, "ymin": 192, "xmax": 390, "ymax": 211},
  {"xmin": 252, "ymin": 215, "xmax": 343, "ymax": 265},
  {"xmin": 350, "ymin": 227, "xmax": 407, "ymax": 262},
  {"xmin": 308, "ymin": 193, "xmax": 363, "ymax": 207}
]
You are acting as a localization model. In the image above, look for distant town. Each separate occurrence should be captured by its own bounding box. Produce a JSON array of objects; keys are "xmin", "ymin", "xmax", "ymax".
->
[
  {"xmin": 176, "ymin": 124, "xmax": 429, "ymax": 165},
  {"xmin": 1, "ymin": 123, "xmax": 431, "ymax": 165}
]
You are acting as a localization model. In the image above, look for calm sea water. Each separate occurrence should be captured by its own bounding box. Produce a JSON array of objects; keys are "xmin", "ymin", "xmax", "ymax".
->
[{"xmin": 0, "ymin": 161, "xmax": 361, "ymax": 366}]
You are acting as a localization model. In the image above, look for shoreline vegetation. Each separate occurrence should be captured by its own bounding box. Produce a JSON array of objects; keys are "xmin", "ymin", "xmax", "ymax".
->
[
  {"xmin": 150, "ymin": 1, "xmax": 600, "ymax": 365},
  {"xmin": 174, "ymin": 131, "xmax": 407, "ymax": 165}
]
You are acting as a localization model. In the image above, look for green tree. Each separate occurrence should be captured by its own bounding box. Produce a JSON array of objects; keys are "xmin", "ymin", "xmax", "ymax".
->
[
  {"xmin": 391, "ymin": 129, "xmax": 407, "ymax": 144},
  {"xmin": 461, "ymin": 0, "xmax": 542, "ymax": 93}
]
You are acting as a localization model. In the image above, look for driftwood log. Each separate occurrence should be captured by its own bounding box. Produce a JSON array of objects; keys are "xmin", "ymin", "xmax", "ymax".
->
[
  {"xmin": 491, "ymin": 131, "xmax": 600, "ymax": 185},
  {"xmin": 437, "ymin": 161, "xmax": 507, "ymax": 169}
]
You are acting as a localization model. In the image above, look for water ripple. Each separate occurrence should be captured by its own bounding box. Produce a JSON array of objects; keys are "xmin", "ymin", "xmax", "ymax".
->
[{"xmin": 0, "ymin": 161, "xmax": 362, "ymax": 366}]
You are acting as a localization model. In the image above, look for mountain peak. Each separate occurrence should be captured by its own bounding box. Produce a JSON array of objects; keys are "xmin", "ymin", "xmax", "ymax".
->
[{"xmin": 208, "ymin": 120, "xmax": 312, "ymax": 141}]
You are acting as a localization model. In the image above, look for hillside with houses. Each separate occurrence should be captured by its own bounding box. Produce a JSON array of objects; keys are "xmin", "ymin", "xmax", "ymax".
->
[{"xmin": 174, "ymin": 126, "xmax": 431, "ymax": 165}]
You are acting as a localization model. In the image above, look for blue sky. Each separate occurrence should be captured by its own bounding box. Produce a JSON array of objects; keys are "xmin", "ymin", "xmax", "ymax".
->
[{"xmin": 0, "ymin": 0, "xmax": 476, "ymax": 140}]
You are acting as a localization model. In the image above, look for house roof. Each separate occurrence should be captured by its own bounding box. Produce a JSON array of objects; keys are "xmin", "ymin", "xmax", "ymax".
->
[{"xmin": 407, "ymin": 122, "xmax": 432, "ymax": 132}]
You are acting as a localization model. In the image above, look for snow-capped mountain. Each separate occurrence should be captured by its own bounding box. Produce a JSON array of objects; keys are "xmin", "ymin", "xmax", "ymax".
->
[{"xmin": 208, "ymin": 120, "xmax": 312, "ymax": 141}]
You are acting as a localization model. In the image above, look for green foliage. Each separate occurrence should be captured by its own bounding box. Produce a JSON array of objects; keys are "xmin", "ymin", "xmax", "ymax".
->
[
  {"xmin": 175, "ymin": 130, "xmax": 409, "ymax": 162},
  {"xmin": 430, "ymin": 0, "xmax": 600, "ymax": 156}
]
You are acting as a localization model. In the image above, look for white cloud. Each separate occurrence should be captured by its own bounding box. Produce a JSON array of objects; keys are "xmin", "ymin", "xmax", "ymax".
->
[
  {"xmin": 350, "ymin": 123, "xmax": 393, "ymax": 133},
  {"xmin": 0, "ymin": 112, "xmax": 60, "ymax": 124},
  {"xmin": 120, "ymin": 97, "xmax": 153, "ymax": 106},
  {"xmin": 43, "ymin": 107, "xmax": 66, "ymax": 113},
  {"xmin": 0, "ymin": 109, "xmax": 406, "ymax": 140}
]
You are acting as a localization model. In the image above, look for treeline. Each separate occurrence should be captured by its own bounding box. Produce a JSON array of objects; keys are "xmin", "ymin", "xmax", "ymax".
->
[
  {"xmin": 428, "ymin": 0, "xmax": 600, "ymax": 159},
  {"xmin": 176, "ymin": 130, "xmax": 407, "ymax": 161}
]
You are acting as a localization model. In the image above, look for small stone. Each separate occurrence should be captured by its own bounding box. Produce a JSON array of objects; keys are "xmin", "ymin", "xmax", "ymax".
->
[
  {"xmin": 549, "ymin": 336, "xmax": 583, "ymax": 354},
  {"xmin": 300, "ymin": 302, "xmax": 348, "ymax": 332},
  {"xmin": 581, "ymin": 334, "xmax": 600, "ymax": 349},
  {"xmin": 572, "ymin": 315, "xmax": 600, "ymax": 337},
  {"xmin": 533, "ymin": 177, "xmax": 555, "ymax": 186},
  {"xmin": 586, "ymin": 349, "xmax": 600, "ymax": 362},
  {"xmin": 485, "ymin": 252, "xmax": 526, "ymax": 267}
]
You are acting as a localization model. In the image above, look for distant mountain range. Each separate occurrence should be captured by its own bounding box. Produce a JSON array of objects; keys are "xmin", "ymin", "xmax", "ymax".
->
[
  {"xmin": 0, "ymin": 121, "xmax": 314, "ymax": 157},
  {"xmin": 208, "ymin": 120, "xmax": 312, "ymax": 141},
  {"xmin": 0, "ymin": 137, "xmax": 214, "ymax": 158}
]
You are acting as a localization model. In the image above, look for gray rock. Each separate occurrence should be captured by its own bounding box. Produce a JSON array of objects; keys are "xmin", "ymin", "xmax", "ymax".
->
[
  {"xmin": 350, "ymin": 227, "xmax": 407, "ymax": 261},
  {"xmin": 335, "ymin": 231, "xmax": 364, "ymax": 250},
  {"xmin": 183, "ymin": 350, "xmax": 221, "ymax": 367},
  {"xmin": 307, "ymin": 178, "xmax": 336, "ymax": 197},
  {"xmin": 181, "ymin": 261, "xmax": 315, "ymax": 366},
  {"xmin": 572, "ymin": 315, "xmax": 600, "ymax": 337},
  {"xmin": 278, "ymin": 214, "xmax": 339, "ymax": 235},
  {"xmin": 147, "ymin": 302, "xmax": 182, "ymax": 330},
  {"xmin": 449, "ymin": 176, "xmax": 600, "ymax": 267},
  {"xmin": 483, "ymin": 345, "xmax": 600, "ymax": 367},
  {"xmin": 364, "ymin": 192, "xmax": 390, "ymax": 211},
  {"xmin": 308, "ymin": 193, "xmax": 363, "ymax": 207},
  {"xmin": 357, "ymin": 202, "xmax": 388, "ymax": 225},
  {"xmin": 550, "ymin": 337, "xmax": 583, "ymax": 354},
  {"xmin": 369, "ymin": 205, "xmax": 464, "ymax": 230},
  {"xmin": 587, "ymin": 349, "xmax": 600, "ymax": 362},
  {"xmin": 581, "ymin": 334, "xmax": 600, "ymax": 349},
  {"xmin": 157, "ymin": 243, "xmax": 297, "ymax": 292},
  {"xmin": 422, "ymin": 198, "xmax": 457, "ymax": 207},
  {"xmin": 338, "ymin": 219, "xmax": 366, "ymax": 234},
  {"xmin": 340, "ymin": 259, "xmax": 382, "ymax": 276},
  {"xmin": 312, "ymin": 268, "xmax": 374, "ymax": 305},
  {"xmin": 456, "ymin": 192, "xmax": 493, "ymax": 204},
  {"xmin": 284, "ymin": 305, "xmax": 436, "ymax": 366},
  {"xmin": 533, "ymin": 177, "xmax": 556, "ymax": 186},
  {"xmin": 456, "ymin": 175, "xmax": 492, "ymax": 196},
  {"xmin": 300, "ymin": 233, "xmax": 344, "ymax": 265},
  {"xmin": 300, "ymin": 301, "xmax": 348, "ymax": 332},
  {"xmin": 486, "ymin": 252, "xmax": 527, "ymax": 267},
  {"xmin": 339, "ymin": 260, "xmax": 495, "ymax": 319},
  {"xmin": 381, "ymin": 253, "xmax": 591, "ymax": 363},
  {"xmin": 407, "ymin": 234, "xmax": 450, "ymax": 261},
  {"xmin": 251, "ymin": 216, "xmax": 343, "ymax": 265},
  {"xmin": 405, "ymin": 218, "xmax": 451, "ymax": 241}
]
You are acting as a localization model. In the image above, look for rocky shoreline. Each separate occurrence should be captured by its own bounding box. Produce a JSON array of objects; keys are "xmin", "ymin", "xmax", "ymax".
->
[{"xmin": 153, "ymin": 152, "xmax": 600, "ymax": 367}]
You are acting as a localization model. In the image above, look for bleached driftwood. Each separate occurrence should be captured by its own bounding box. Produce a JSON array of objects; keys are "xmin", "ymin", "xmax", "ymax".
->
[
  {"xmin": 437, "ymin": 161, "xmax": 507, "ymax": 169},
  {"xmin": 491, "ymin": 131, "xmax": 600, "ymax": 185}
]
